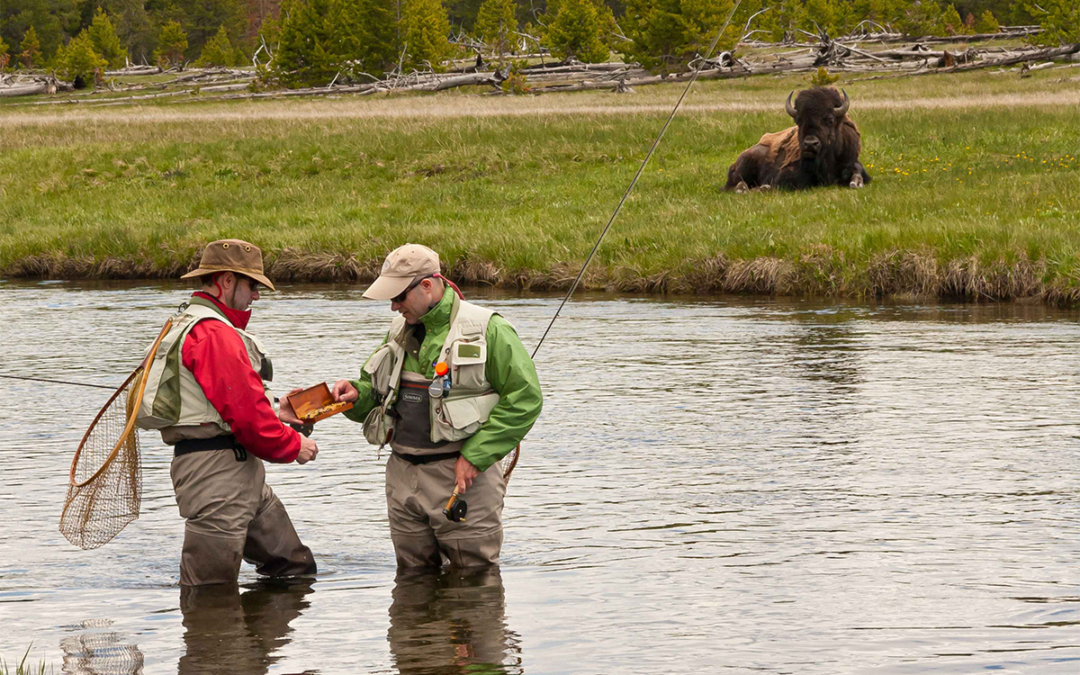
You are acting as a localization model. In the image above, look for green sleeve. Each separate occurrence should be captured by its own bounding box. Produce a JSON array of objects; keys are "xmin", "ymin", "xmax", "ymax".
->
[
  {"xmin": 460, "ymin": 315, "xmax": 543, "ymax": 472},
  {"xmin": 342, "ymin": 335, "xmax": 388, "ymax": 424}
]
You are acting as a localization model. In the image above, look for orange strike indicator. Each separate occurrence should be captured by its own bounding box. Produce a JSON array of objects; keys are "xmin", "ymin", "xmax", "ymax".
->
[{"xmin": 434, "ymin": 362, "xmax": 449, "ymax": 377}]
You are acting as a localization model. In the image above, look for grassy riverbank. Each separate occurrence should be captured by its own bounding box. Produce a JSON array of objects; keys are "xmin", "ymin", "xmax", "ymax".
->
[{"xmin": 2, "ymin": 67, "xmax": 1078, "ymax": 301}]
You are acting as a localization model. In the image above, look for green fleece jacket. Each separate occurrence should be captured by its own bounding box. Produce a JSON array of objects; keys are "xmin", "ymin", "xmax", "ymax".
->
[{"xmin": 343, "ymin": 291, "xmax": 542, "ymax": 471}]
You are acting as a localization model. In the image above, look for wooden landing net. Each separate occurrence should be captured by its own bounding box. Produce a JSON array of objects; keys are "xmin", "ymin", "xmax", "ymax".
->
[{"xmin": 59, "ymin": 320, "xmax": 172, "ymax": 549}]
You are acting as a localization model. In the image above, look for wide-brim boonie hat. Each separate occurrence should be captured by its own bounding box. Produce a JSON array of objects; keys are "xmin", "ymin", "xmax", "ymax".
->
[
  {"xmin": 181, "ymin": 239, "xmax": 276, "ymax": 291},
  {"xmin": 363, "ymin": 244, "xmax": 440, "ymax": 300}
]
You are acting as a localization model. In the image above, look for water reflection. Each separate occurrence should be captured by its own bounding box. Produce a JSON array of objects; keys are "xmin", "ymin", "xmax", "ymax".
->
[
  {"xmin": 61, "ymin": 628, "xmax": 144, "ymax": 675},
  {"xmin": 389, "ymin": 567, "xmax": 522, "ymax": 675},
  {"xmin": 178, "ymin": 580, "xmax": 313, "ymax": 675}
]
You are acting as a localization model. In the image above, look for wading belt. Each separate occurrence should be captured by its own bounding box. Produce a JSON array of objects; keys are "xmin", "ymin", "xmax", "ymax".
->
[
  {"xmin": 174, "ymin": 435, "xmax": 248, "ymax": 462},
  {"xmin": 392, "ymin": 450, "xmax": 460, "ymax": 465}
]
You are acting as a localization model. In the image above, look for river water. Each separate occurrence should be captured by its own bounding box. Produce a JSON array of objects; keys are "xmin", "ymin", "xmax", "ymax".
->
[{"xmin": 2, "ymin": 280, "xmax": 1079, "ymax": 674}]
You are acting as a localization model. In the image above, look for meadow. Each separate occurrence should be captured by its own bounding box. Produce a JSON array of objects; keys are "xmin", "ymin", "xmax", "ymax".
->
[{"xmin": 1, "ymin": 66, "xmax": 1077, "ymax": 301}]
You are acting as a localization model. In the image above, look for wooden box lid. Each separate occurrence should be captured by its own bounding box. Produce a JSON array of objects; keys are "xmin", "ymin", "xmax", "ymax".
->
[{"xmin": 288, "ymin": 382, "xmax": 354, "ymax": 423}]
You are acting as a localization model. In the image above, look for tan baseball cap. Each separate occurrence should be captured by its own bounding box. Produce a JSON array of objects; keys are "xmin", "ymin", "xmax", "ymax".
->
[
  {"xmin": 180, "ymin": 239, "xmax": 276, "ymax": 291},
  {"xmin": 363, "ymin": 244, "xmax": 440, "ymax": 300}
]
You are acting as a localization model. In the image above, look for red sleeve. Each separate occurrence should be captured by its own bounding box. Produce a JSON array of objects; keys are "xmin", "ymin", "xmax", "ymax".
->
[{"xmin": 182, "ymin": 321, "xmax": 301, "ymax": 463}]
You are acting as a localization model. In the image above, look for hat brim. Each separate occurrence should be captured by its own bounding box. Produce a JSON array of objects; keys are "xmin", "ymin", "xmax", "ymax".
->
[
  {"xmin": 363, "ymin": 274, "xmax": 412, "ymax": 300},
  {"xmin": 181, "ymin": 267, "xmax": 277, "ymax": 292}
]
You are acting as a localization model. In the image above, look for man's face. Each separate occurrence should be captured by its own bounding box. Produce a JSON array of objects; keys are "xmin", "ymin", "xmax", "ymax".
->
[
  {"xmin": 391, "ymin": 277, "xmax": 439, "ymax": 324},
  {"xmin": 209, "ymin": 272, "xmax": 260, "ymax": 311},
  {"xmin": 229, "ymin": 275, "xmax": 261, "ymax": 311}
]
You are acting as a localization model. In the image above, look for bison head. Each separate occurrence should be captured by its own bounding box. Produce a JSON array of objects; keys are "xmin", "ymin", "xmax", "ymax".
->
[{"xmin": 785, "ymin": 87, "xmax": 850, "ymax": 160}]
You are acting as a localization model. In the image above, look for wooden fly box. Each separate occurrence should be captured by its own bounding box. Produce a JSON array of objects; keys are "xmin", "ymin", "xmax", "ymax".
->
[{"xmin": 288, "ymin": 383, "xmax": 354, "ymax": 423}]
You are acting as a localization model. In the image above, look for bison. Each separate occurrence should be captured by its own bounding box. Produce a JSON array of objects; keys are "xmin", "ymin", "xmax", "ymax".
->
[{"xmin": 725, "ymin": 87, "xmax": 871, "ymax": 192}]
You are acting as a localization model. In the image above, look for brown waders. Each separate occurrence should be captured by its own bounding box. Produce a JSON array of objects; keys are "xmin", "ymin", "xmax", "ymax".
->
[
  {"xmin": 171, "ymin": 441, "xmax": 316, "ymax": 586},
  {"xmin": 386, "ymin": 373, "xmax": 505, "ymax": 568}
]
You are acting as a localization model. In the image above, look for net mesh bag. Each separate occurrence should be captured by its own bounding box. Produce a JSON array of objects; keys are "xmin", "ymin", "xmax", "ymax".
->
[
  {"xmin": 59, "ymin": 321, "xmax": 172, "ymax": 550},
  {"xmin": 500, "ymin": 444, "xmax": 520, "ymax": 484}
]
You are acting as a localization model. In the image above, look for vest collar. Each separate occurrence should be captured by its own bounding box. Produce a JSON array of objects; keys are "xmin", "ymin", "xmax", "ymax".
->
[{"xmin": 190, "ymin": 292, "xmax": 251, "ymax": 330}]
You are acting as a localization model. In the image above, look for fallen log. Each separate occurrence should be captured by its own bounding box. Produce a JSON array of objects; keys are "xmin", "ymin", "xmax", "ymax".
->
[
  {"xmin": 849, "ymin": 44, "xmax": 1080, "ymax": 81},
  {"xmin": 0, "ymin": 83, "xmax": 50, "ymax": 97}
]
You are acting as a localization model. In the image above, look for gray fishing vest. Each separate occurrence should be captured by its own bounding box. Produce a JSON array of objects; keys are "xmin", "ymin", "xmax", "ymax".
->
[
  {"xmin": 362, "ymin": 295, "xmax": 500, "ymax": 455},
  {"xmin": 135, "ymin": 298, "xmax": 274, "ymax": 444}
]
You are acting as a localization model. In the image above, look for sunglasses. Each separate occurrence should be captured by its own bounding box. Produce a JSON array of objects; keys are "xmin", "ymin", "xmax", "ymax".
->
[{"xmin": 391, "ymin": 275, "xmax": 433, "ymax": 304}]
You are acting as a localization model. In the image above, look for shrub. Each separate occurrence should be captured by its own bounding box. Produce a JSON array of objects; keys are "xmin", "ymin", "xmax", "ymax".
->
[
  {"xmin": 196, "ymin": 25, "xmax": 236, "ymax": 67},
  {"xmin": 476, "ymin": 0, "xmax": 518, "ymax": 57},
  {"xmin": 810, "ymin": 65, "xmax": 839, "ymax": 86},
  {"xmin": 1027, "ymin": 0, "xmax": 1079, "ymax": 46},
  {"xmin": 545, "ymin": 0, "xmax": 612, "ymax": 64},
  {"xmin": 974, "ymin": 10, "xmax": 1000, "ymax": 34},
  {"xmin": 273, "ymin": 0, "xmax": 337, "ymax": 85},
  {"xmin": 155, "ymin": 21, "xmax": 189, "ymax": 69},
  {"xmin": 623, "ymin": 0, "xmax": 740, "ymax": 73},
  {"xmin": 400, "ymin": 0, "xmax": 453, "ymax": 72},
  {"xmin": 88, "ymin": 8, "xmax": 128, "ymax": 69},
  {"xmin": 56, "ymin": 32, "xmax": 107, "ymax": 84},
  {"xmin": 20, "ymin": 26, "xmax": 42, "ymax": 69}
]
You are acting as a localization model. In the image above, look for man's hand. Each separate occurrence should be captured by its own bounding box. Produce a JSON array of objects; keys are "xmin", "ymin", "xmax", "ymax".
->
[
  {"xmin": 454, "ymin": 455, "xmax": 481, "ymax": 494},
  {"xmin": 296, "ymin": 435, "xmax": 318, "ymax": 464},
  {"xmin": 332, "ymin": 379, "xmax": 360, "ymax": 403},
  {"xmin": 278, "ymin": 387, "xmax": 305, "ymax": 425}
]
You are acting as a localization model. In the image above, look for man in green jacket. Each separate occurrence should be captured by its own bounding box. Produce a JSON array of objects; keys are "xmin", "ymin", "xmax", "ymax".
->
[{"xmin": 328, "ymin": 244, "xmax": 542, "ymax": 567}]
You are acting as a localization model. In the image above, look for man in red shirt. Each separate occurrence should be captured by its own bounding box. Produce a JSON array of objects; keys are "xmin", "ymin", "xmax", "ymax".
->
[{"xmin": 141, "ymin": 239, "xmax": 318, "ymax": 585}]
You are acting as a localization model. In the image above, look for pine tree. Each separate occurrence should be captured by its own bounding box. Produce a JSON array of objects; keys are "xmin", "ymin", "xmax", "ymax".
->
[
  {"xmin": 804, "ymin": 0, "xmax": 838, "ymax": 35},
  {"xmin": 197, "ymin": 24, "xmax": 236, "ymax": 66},
  {"xmin": 57, "ymin": 31, "xmax": 107, "ymax": 83},
  {"xmin": 400, "ymin": 0, "xmax": 452, "ymax": 71},
  {"xmin": 974, "ymin": 10, "xmax": 999, "ymax": 34},
  {"xmin": 546, "ymin": 0, "xmax": 610, "ymax": 63},
  {"xmin": 20, "ymin": 26, "xmax": 42, "ymax": 69},
  {"xmin": 623, "ymin": 0, "xmax": 739, "ymax": 72},
  {"xmin": 475, "ymin": 0, "xmax": 517, "ymax": 57},
  {"xmin": 88, "ymin": 8, "xmax": 128, "ymax": 68},
  {"xmin": 273, "ymin": 0, "xmax": 338, "ymax": 85},
  {"xmin": 941, "ymin": 4, "xmax": 965, "ymax": 35},
  {"xmin": 155, "ymin": 20, "xmax": 189, "ymax": 68},
  {"xmin": 101, "ymin": 0, "xmax": 154, "ymax": 63},
  {"xmin": 897, "ymin": 1, "xmax": 946, "ymax": 37},
  {"xmin": 0, "ymin": 36, "xmax": 10, "ymax": 71},
  {"xmin": 168, "ymin": 0, "xmax": 248, "ymax": 62},
  {"xmin": 1028, "ymin": 0, "xmax": 1078, "ymax": 46},
  {"xmin": 329, "ymin": 0, "xmax": 398, "ymax": 77},
  {"xmin": 769, "ymin": 0, "xmax": 811, "ymax": 42}
]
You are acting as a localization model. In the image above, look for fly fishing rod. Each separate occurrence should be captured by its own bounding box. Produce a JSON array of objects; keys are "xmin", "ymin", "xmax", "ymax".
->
[
  {"xmin": 445, "ymin": 1, "xmax": 745, "ymax": 522},
  {"xmin": 530, "ymin": 0, "xmax": 743, "ymax": 360},
  {"xmin": 0, "ymin": 374, "xmax": 115, "ymax": 390}
]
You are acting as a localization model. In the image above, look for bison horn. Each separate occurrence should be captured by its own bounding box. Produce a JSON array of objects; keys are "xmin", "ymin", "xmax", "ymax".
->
[
  {"xmin": 835, "ymin": 88, "xmax": 850, "ymax": 117},
  {"xmin": 785, "ymin": 91, "xmax": 797, "ymax": 119}
]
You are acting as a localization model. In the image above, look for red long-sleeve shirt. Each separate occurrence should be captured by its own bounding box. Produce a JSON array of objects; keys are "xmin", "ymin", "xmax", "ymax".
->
[{"xmin": 181, "ymin": 292, "xmax": 300, "ymax": 463}]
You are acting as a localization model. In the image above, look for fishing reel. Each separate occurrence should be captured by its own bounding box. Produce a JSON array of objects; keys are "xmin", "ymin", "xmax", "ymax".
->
[
  {"xmin": 289, "ymin": 423, "xmax": 315, "ymax": 437},
  {"xmin": 443, "ymin": 490, "xmax": 468, "ymax": 523}
]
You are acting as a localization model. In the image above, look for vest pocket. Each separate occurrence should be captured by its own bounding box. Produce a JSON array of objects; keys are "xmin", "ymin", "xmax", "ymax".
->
[
  {"xmin": 364, "ymin": 345, "xmax": 394, "ymax": 396},
  {"xmin": 449, "ymin": 340, "xmax": 487, "ymax": 390},
  {"xmin": 437, "ymin": 393, "xmax": 500, "ymax": 437},
  {"xmin": 363, "ymin": 407, "xmax": 394, "ymax": 447}
]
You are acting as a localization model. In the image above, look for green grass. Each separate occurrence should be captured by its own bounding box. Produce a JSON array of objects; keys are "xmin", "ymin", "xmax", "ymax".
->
[
  {"xmin": 1, "ymin": 644, "xmax": 52, "ymax": 675},
  {"xmin": 1, "ymin": 67, "xmax": 1077, "ymax": 300}
]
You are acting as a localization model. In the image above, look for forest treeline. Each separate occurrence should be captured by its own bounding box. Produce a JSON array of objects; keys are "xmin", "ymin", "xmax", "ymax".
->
[{"xmin": 1, "ymin": 0, "xmax": 1076, "ymax": 85}]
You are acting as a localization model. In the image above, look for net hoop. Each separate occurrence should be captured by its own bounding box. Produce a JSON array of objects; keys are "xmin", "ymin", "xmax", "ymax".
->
[{"xmin": 66, "ymin": 319, "xmax": 172, "ymax": 489}]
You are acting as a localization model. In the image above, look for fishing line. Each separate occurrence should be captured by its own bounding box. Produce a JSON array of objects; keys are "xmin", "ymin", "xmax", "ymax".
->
[
  {"xmin": 0, "ymin": 374, "xmax": 116, "ymax": 390},
  {"xmin": 530, "ymin": 0, "xmax": 743, "ymax": 359}
]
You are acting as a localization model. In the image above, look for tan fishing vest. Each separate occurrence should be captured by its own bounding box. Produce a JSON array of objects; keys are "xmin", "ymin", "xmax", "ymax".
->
[
  {"xmin": 136, "ymin": 299, "xmax": 274, "ymax": 444},
  {"xmin": 362, "ymin": 294, "xmax": 500, "ymax": 454}
]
